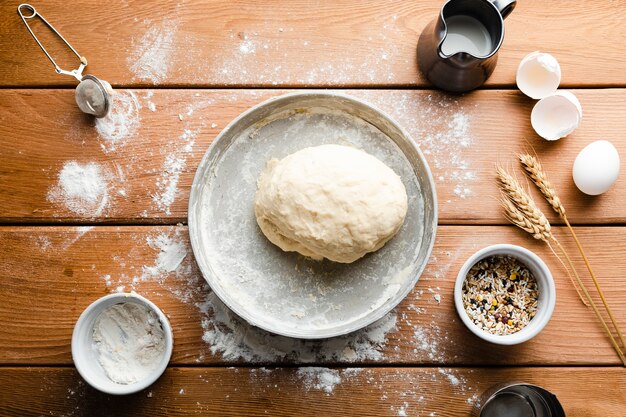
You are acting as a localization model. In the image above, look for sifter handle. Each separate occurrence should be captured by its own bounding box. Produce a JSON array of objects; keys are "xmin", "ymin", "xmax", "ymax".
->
[{"xmin": 17, "ymin": 3, "xmax": 87, "ymax": 81}]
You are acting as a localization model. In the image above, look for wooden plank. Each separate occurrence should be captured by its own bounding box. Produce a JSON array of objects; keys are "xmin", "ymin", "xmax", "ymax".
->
[
  {"xmin": 0, "ymin": 367, "xmax": 623, "ymax": 416},
  {"xmin": 1, "ymin": 88, "xmax": 625, "ymax": 224},
  {"xmin": 2, "ymin": 1, "xmax": 625, "ymax": 88},
  {"xmin": 0, "ymin": 225, "xmax": 624, "ymax": 366}
]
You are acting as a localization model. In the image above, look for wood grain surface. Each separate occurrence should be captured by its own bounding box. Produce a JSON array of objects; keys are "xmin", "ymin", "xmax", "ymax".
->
[
  {"xmin": 2, "ymin": 1, "xmax": 626, "ymax": 87},
  {"xmin": 2, "ymin": 0, "xmax": 626, "ymax": 415},
  {"xmin": 1, "ymin": 88, "xmax": 625, "ymax": 224},
  {"xmin": 0, "ymin": 367, "xmax": 624, "ymax": 417},
  {"xmin": 1, "ymin": 225, "xmax": 624, "ymax": 366}
]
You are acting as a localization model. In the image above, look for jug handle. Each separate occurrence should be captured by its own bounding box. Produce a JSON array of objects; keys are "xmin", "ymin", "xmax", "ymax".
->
[{"xmin": 491, "ymin": 0, "xmax": 516, "ymax": 19}]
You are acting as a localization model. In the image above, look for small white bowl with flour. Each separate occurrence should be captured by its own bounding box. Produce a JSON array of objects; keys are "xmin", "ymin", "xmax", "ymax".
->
[{"xmin": 72, "ymin": 293, "xmax": 173, "ymax": 395}]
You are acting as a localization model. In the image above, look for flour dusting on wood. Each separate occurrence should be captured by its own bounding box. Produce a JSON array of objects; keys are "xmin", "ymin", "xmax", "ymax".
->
[
  {"xmin": 95, "ymin": 90, "xmax": 141, "ymax": 152},
  {"xmin": 357, "ymin": 91, "xmax": 476, "ymax": 201},
  {"xmin": 197, "ymin": 15, "xmax": 410, "ymax": 86},
  {"xmin": 153, "ymin": 129, "xmax": 197, "ymax": 215},
  {"xmin": 128, "ymin": 19, "xmax": 178, "ymax": 84},
  {"xmin": 297, "ymin": 367, "xmax": 342, "ymax": 394}
]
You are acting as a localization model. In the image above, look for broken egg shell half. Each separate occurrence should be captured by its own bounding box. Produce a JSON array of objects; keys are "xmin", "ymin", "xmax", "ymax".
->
[
  {"xmin": 573, "ymin": 140, "xmax": 620, "ymax": 195},
  {"xmin": 531, "ymin": 91, "xmax": 582, "ymax": 141},
  {"xmin": 516, "ymin": 51, "xmax": 561, "ymax": 100}
]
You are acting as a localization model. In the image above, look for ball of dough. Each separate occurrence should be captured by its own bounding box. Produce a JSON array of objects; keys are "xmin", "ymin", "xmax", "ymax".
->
[{"xmin": 254, "ymin": 144, "xmax": 408, "ymax": 263}]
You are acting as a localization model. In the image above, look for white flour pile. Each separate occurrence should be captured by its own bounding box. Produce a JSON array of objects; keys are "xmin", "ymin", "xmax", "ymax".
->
[
  {"xmin": 92, "ymin": 302, "xmax": 166, "ymax": 384},
  {"xmin": 47, "ymin": 161, "xmax": 110, "ymax": 216},
  {"xmin": 128, "ymin": 19, "xmax": 178, "ymax": 84},
  {"xmin": 95, "ymin": 90, "xmax": 141, "ymax": 152}
]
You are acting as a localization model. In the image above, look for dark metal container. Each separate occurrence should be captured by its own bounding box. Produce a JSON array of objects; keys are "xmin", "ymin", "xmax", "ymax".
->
[
  {"xmin": 472, "ymin": 382, "xmax": 566, "ymax": 417},
  {"xmin": 417, "ymin": 0, "xmax": 516, "ymax": 92}
]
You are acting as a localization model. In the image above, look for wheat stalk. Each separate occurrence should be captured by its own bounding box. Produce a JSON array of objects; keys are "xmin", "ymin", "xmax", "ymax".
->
[
  {"xmin": 500, "ymin": 194, "xmax": 551, "ymax": 241},
  {"xmin": 496, "ymin": 167, "xmax": 553, "ymax": 232},
  {"xmin": 519, "ymin": 154, "xmax": 566, "ymax": 217},
  {"xmin": 497, "ymin": 166, "xmax": 626, "ymax": 365},
  {"xmin": 500, "ymin": 193, "xmax": 588, "ymax": 306},
  {"xmin": 497, "ymin": 173, "xmax": 587, "ymax": 305},
  {"xmin": 520, "ymin": 153, "xmax": 626, "ymax": 352}
]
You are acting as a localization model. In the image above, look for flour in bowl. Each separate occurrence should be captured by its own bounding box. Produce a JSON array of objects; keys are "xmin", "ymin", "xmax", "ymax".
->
[{"xmin": 92, "ymin": 302, "xmax": 166, "ymax": 385}]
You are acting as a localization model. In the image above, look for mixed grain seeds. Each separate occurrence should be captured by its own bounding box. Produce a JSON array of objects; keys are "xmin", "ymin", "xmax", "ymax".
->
[{"xmin": 462, "ymin": 255, "xmax": 538, "ymax": 336}]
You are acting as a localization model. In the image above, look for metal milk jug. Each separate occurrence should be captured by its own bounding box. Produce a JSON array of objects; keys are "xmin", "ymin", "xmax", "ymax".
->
[{"xmin": 417, "ymin": 0, "xmax": 516, "ymax": 92}]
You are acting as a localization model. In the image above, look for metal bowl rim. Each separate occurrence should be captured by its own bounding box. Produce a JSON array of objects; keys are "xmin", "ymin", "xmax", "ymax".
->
[{"xmin": 188, "ymin": 91, "xmax": 438, "ymax": 339}]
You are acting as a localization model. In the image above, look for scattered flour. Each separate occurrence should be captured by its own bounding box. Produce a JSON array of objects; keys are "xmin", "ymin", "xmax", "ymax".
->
[
  {"xmin": 438, "ymin": 368, "xmax": 460, "ymax": 386},
  {"xmin": 47, "ymin": 161, "xmax": 110, "ymax": 216},
  {"xmin": 424, "ymin": 251, "xmax": 455, "ymax": 281},
  {"xmin": 128, "ymin": 19, "xmax": 178, "ymax": 84},
  {"xmin": 95, "ymin": 90, "xmax": 141, "ymax": 152},
  {"xmin": 201, "ymin": 15, "xmax": 410, "ymax": 86},
  {"xmin": 153, "ymin": 129, "xmax": 196, "ymax": 215},
  {"xmin": 396, "ymin": 401, "xmax": 409, "ymax": 416},
  {"xmin": 36, "ymin": 235, "xmax": 52, "ymax": 251},
  {"xmin": 142, "ymin": 232, "xmax": 188, "ymax": 278},
  {"xmin": 145, "ymin": 90, "xmax": 157, "ymax": 112},
  {"xmin": 60, "ymin": 226, "xmax": 95, "ymax": 250},
  {"xmin": 199, "ymin": 292, "xmax": 398, "ymax": 363},
  {"xmin": 356, "ymin": 91, "xmax": 476, "ymax": 201},
  {"xmin": 297, "ymin": 367, "xmax": 342, "ymax": 394},
  {"xmin": 103, "ymin": 274, "xmax": 112, "ymax": 287},
  {"xmin": 238, "ymin": 38, "xmax": 256, "ymax": 55},
  {"xmin": 105, "ymin": 229, "xmax": 205, "ymax": 304}
]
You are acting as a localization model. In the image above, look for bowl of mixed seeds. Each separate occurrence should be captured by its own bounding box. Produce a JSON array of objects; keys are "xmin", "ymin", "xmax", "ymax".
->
[{"xmin": 454, "ymin": 244, "xmax": 556, "ymax": 345}]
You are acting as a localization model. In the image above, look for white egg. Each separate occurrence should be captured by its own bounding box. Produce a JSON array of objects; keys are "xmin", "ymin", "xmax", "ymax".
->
[{"xmin": 573, "ymin": 140, "xmax": 620, "ymax": 195}]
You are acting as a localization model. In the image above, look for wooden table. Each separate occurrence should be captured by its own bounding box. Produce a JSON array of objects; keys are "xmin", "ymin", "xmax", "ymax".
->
[{"xmin": 1, "ymin": 1, "xmax": 625, "ymax": 415}]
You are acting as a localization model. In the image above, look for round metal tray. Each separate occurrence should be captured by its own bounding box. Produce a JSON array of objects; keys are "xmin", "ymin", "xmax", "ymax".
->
[{"xmin": 189, "ymin": 92, "xmax": 437, "ymax": 339}]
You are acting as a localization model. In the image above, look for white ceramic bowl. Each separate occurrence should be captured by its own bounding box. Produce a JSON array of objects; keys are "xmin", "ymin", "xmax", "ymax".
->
[
  {"xmin": 454, "ymin": 244, "xmax": 556, "ymax": 345},
  {"xmin": 72, "ymin": 293, "xmax": 173, "ymax": 395}
]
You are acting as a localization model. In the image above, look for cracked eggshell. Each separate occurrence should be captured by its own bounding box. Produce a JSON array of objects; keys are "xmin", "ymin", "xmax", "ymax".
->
[
  {"xmin": 531, "ymin": 91, "xmax": 582, "ymax": 141},
  {"xmin": 516, "ymin": 51, "xmax": 561, "ymax": 99},
  {"xmin": 573, "ymin": 140, "xmax": 620, "ymax": 195}
]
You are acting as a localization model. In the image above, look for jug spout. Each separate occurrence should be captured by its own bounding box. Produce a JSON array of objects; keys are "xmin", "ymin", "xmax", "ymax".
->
[
  {"xmin": 442, "ymin": 51, "xmax": 484, "ymax": 68},
  {"xmin": 491, "ymin": 0, "xmax": 516, "ymax": 19}
]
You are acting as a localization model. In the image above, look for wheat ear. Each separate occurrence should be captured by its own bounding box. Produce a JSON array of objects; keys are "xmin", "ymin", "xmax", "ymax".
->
[
  {"xmin": 498, "ymin": 166, "xmax": 626, "ymax": 365},
  {"xmin": 498, "ymin": 184, "xmax": 586, "ymax": 305},
  {"xmin": 520, "ymin": 153, "xmax": 626, "ymax": 351},
  {"xmin": 496, "ymin": 167, "xmax": 551, "ymax": 232}
]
